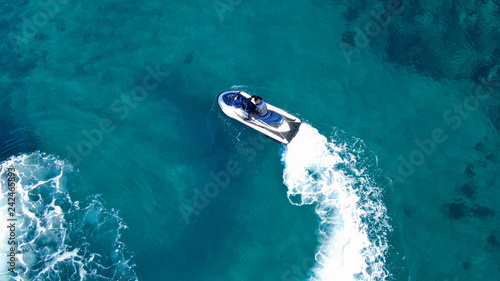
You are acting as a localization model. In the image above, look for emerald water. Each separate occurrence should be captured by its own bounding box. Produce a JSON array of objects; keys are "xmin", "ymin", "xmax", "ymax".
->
[{"xmin": 1, "ymin": 0, "xmax": 499, "ymax": 280}]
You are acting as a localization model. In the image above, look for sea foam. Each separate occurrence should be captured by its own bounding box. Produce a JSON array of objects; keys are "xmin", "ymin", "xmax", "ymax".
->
[
  {"xmin": 281, "ymin": 124, "xmax": 391, "ymax": 281},
  {"xmin": 0, "ymin": 152, "xmax": 137, "ymax": 281}
]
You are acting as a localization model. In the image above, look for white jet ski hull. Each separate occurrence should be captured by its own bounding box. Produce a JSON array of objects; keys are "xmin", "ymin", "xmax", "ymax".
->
[{"xmin": 217, "ymin": 91, "xmax": 302, "ymax": 145}]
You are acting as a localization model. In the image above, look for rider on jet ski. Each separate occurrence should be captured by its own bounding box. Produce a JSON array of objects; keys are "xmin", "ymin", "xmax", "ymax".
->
[{"xmin": 243, "ymin": 95, "xmax": 268, "ymax": 121}]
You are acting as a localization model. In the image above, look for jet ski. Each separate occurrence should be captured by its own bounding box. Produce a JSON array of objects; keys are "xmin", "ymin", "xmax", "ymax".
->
[{"xmin": 217, "ymin": 90, "xmax": 302, "ymax": 145}]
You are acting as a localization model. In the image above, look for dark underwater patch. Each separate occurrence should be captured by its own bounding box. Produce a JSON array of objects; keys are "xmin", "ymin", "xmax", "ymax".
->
[
  {"xmin": 445, "ymin": 199, "xmax": 496, "ymax": 220},
  {"xmin": 485, "ymin": 234, "xmax": 500, "ymax": 253},
  {"xmin": 460, "ymin": 184, "xmax": 477, "ymax": 201},
  {"xmin": 463, "ymin": 261, "xmax": 471, "ymax": 270},
  {"xmin": 472, "ymin": 206, "xmax": 495, "ymax": 218},
  {"xmin": 403, "ymin": 204, "xmax": 415, "ymax": 218},
  {"xmin": 338, "ymin": 0, "xmax": 500, "ymax": 82},
  {"xmin": 487, "ymin": 234, "xmax": 499, "ymax": 247},
  {"xmin": 184, "ymin": 51, "xmax": 194, "ymax": 64},
  {"xmin": 447, "ymin": 201, "xmax": 466, "ymax": 219}
]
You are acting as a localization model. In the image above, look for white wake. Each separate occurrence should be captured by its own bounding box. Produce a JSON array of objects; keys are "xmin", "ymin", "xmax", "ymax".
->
[{"xmin": 281, "ymin": 124, "xmax": 391, "ymax": 281}]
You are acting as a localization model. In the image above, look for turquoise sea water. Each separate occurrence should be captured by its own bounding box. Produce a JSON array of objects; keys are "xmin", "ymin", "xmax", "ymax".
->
[{"xmin": 1, "ymin": 0, "xmax": 499, "ymax": 280}]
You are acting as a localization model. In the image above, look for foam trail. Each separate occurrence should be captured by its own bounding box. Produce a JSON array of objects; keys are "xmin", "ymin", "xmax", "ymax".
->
[
  {"xmin": 0, "ymin": 152, "xmax": 137, "ymax": 281},
  {"xmin": 281, "ymin": 124, "xmax": 391, "ymax": 281}
]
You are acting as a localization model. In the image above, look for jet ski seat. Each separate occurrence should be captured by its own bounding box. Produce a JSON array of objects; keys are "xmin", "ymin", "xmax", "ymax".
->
[{"xmin": 253, "ymin": 110, "xmax": 284, "ymax": 126}]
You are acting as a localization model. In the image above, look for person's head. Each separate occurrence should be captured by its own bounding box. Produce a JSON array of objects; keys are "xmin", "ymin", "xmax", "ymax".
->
[{"xmin": 254, "ymin": 96, "xmax": 262, "ymax": 104}]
